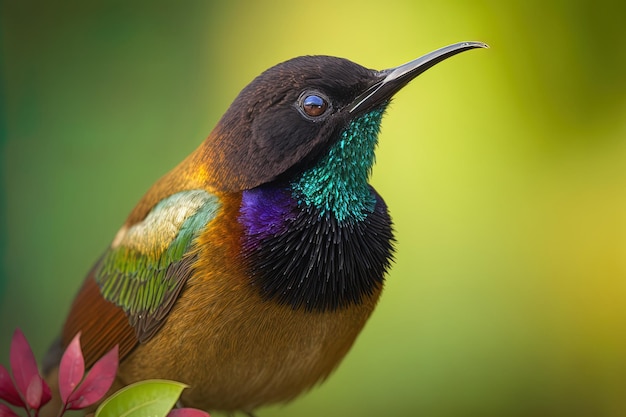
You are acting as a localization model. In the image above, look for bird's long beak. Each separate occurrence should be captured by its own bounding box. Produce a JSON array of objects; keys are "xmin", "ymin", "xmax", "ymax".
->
[{"xmin": 348, "ymin": 41, "xmax": 488, "ymax": 114}]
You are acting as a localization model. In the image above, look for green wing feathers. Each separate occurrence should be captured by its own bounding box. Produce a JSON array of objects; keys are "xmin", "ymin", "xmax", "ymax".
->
[{"xmin": 96, "ymin": 189, "xmax": 221, "ymax": 342}]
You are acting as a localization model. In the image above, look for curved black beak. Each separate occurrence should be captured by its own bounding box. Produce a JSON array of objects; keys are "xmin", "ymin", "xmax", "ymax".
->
[{"xmin": 348, "ymin": 41, "xmax": 488, "ymax": 114}]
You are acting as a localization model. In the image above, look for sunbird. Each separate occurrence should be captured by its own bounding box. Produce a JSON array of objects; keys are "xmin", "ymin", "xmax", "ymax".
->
[{"xmin": 43, "ymin": 41, "xmax": 487, "ymax": 415}]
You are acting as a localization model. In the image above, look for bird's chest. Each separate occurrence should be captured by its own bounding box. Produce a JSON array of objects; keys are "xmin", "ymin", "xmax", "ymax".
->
[{"xmin": 238, "ymin": 185, "xmax": 394, "ymax": 311}]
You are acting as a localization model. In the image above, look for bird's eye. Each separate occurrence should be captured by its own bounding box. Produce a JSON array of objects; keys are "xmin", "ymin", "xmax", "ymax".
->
[{"xmin": 299, "ymin": 92, "xmax": 329, "ymax": 119}]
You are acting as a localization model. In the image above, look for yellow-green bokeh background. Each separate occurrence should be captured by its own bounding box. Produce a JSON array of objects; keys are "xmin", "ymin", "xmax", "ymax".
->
[{"xmin": 1, "ymin": 1, "xmax": 625, "ymax": 416}]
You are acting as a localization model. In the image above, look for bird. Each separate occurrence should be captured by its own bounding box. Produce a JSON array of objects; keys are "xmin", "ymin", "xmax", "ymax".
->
[{"xmin": 42, "ymin": 41, "xmax": 487, "ymax": 415}]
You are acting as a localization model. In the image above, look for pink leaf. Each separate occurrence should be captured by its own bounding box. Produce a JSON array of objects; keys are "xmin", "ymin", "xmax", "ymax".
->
[
  {"xmin": 0, "ymin": 364, "xmax": 23, "ymax": 407},
  {"xmin": 58, "ymin": 333, "xmax": 85, "ymax": 404},
  {"xmin": 167, "ymin": 408, "xmax": 211, "ymax": 417},
  {"xmin": 24, "ymin": 375, "xmax": 50, "ymax": 410},
  {"xmin": 0, "ymin": 403, "xmax": 20, "ymax": 417},
  {"xmin": 66, "ymin": 345, "xmax": 118, "ymax": 410},
  {"xmin": 25, "ymin": 375, "xmax": 42, "ymax": 410},
  {"xmin": 9, "ymin": 329, "xmax": 39, "ymax": 401}
]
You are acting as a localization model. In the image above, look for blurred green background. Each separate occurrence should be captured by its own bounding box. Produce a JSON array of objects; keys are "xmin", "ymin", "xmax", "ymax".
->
[{"xmin": 1, "ymin": 1, "xmax": 625, "ymax": 416}]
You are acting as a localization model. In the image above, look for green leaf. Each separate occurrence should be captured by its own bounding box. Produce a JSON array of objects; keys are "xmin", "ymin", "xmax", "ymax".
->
[{"xmin": 94, "ymin": 379, "xmax": 188, "ymax": 417}]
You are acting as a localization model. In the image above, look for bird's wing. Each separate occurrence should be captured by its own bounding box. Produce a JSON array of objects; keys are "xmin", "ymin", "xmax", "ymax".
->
[{"xmin": 61, "ymin": 189, "xmax": 221, "ymax": 367}]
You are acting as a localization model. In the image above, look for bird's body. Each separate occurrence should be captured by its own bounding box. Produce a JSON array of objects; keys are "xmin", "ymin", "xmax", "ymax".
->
[{"xmin": 43, "ymin": 42, "xmax": 486, "ymax": 414}]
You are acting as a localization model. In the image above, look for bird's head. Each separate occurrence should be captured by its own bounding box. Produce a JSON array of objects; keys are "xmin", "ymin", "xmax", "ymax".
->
[{"xmin": 193, "ymin": 42, "xmax": 487, "ymax": 194}]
